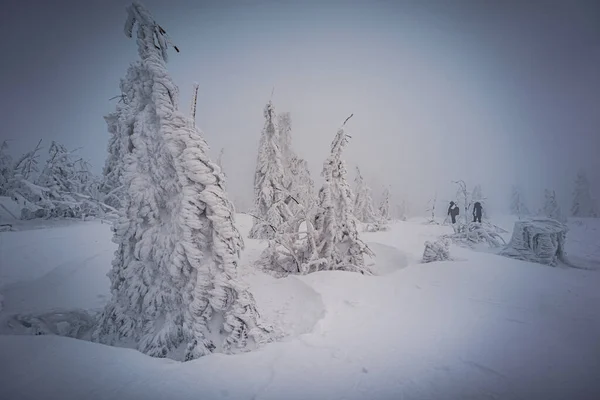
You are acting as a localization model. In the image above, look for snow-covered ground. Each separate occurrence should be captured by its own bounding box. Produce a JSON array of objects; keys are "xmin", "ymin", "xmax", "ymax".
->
[{"xmin": 1, "ymin": 214, "xmax": 599, "ymax": 400}]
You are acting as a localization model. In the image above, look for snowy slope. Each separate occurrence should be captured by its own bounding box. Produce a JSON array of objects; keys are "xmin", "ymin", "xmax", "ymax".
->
[{"xmin": 1, "ymin": 215, "xmax": 599, "ymax": 400}]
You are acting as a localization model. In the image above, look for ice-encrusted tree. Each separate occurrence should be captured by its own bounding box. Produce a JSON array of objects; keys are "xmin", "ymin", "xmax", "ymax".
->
[
  {"xmin": 353, "ymin": 167, "xmax": 378, "ymax": 223},
  {"xmin": 510, "ymin": 185, "xmax": 530, "ymax": 219},
  {"xmin": 278, "ymin": 112, "xmax": 293, "ymax": 167},
  {"xmin": 92, "ymin": 2, "xmax": 270, "ymax": 361},
  {"xmin": 378, "ymin": 186, "xmax": 391, "ymax": 221},
  {"xmin": 571, "ymin": 170, "xmax": 597, "ymax": 217},
  {"xmin": 277, "ymin": 112, "xmax": 315, "ymax": 213},
  {"xmin": 248, "ymin": 101, "xmax": 291, "ymax": 239},
  {"xmin": 36, "ymin": 141, "xmax": 78, "ymax": 197},
  {"xmin": 541, "ymin": 189, "xmax": 565, "ymax": 222},
  {"xmin": 311, "ymin": 115, "xmax": 374, "ymax": 274}
]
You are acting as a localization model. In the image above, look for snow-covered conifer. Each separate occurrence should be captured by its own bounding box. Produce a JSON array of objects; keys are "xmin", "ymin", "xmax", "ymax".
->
[
  {"xmin": 277, "ymin": 112, "xmax": 315, "ymax": 213},
  {"xmin": 510, "ymin": 185, "xmax": 530, "ymax": 218},
  {"xmin": 92, "ymin": 2, "xmax": 269, "ymax": 361},
  {"xmin": 378, "ymin": 186, "xmax": 391, "ymax": 221},
  {"xmin": 541, "ymin": 189, "xmax": 565, "ymax": 222},
  {"xmin": 312, "ymin": 115, "xmax": 374, "ymax": 274},
  {"xmin": 249, "ymin": 101, "xmax": 291, "ymax": 239},
  {"xmin": 353, "ymin": 167, "xmax": 379, "ymax": 223},
  {"xmin": 571, "ymin": 170, "xmax": 597, "ymax": 217}
]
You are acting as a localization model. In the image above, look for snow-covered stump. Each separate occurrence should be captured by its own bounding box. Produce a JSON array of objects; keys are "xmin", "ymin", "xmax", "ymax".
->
[
  {"xmin": 500, "ymin": 218, "xmax": 569, "ymax": 266},
  {"xmin": 422, "ymin": 238, "xmax": 451, "ymax": 263}
]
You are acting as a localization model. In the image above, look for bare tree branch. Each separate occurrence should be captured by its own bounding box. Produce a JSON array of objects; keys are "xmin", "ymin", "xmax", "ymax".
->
[{"xmin": 342, "ymin": 113, "xmax": 354, "ymax": 126}]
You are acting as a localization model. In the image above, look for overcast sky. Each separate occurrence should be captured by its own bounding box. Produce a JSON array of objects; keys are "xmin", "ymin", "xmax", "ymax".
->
[{"xmin": 1, "ymin": 0, "xmax": 599, "ymax": 214}]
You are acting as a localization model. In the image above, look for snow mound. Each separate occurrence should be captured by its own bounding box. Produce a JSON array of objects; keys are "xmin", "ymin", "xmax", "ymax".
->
[
  {"xmin": 244, "ymin": 273, "xmax": 325, "ymax": 339},
  {"xmin": 365, "ymin": 242, "xmax": 409, "ymax": 275}
]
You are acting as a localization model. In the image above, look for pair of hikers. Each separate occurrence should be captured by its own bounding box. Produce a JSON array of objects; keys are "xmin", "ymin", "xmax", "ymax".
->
[{"xmin": 447, "ymin": 201, "xmax": 483, "ymax": 224}]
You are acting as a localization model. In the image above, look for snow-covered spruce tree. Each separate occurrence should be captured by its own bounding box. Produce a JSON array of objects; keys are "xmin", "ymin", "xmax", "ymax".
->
[
  {"xmin": 278, "ymin": 112, "xmax": 293, "ymax": 168},
  {"xmin": 353, "ymin": 166, "xmax": 383, "ymax": 227},
  {"xmin": 378, "ymin": 186, "xmax": 391, "ymax": 221},
  {"xmin": 571, "ymin": 169, "xmax": 597, "ymax": 217},
  {"xmin": 311, "ymin": 115, "xmax": 374, "ymax": 274},
  {"xmin": 277, "ymin": 112, "xmax": 315, "ymax": 214},
  {"xmin": 249, "ymin": 101, "xmax": 292, "ymax": 239},
  {"xmin": 92, "ymin": 2, "xmax": 270, "ymax": 361},
  {"xmin": 541, "ymin": 189, "xmax": 565, "ymax": 222},
  {"xmin": 510, "ymin": 185, "xmax": 530, "ymax": 219}
]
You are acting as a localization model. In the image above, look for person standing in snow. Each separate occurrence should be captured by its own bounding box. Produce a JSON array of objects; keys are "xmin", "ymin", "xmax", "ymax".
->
[
  {"xmin": 448, "ymin": 201, "xmax": 459, "ymax": 224},
  {"xmin": 473, "ymin": 201, "xmax": 483, "ymax": 223}
]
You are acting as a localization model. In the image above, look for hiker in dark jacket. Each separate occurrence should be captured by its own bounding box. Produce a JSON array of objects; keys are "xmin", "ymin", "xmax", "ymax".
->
[
  {"xmin": 473, "ymin": 201, "xmax": 483, "ymax": 223},
  {"xmin": 448, "ymin": 201, "xmax": 459, "ymax": 224}
]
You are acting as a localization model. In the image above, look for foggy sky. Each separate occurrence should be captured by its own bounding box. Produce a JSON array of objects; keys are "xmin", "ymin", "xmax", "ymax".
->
[{"xmin": 1, "ymin": 0, "xmax": 599, "ymax": 214}]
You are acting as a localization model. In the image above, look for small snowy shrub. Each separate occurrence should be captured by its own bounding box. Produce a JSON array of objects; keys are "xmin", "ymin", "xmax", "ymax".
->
[{"xmin": 422, "ymin": 238, "xmax": 451, "ymax": 263}]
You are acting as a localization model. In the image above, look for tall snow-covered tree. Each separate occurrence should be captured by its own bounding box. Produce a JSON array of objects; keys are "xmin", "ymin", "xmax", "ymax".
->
[
  {"xmin": 353, "ymin": 167, "xmax": 379, "ymax": 223},
  {"xmin": 312, "ymin": 115, "xmax": 373, "ymax": 274},
  {"xmin": 92, "ymin": 2, "xmax": 269, "ymax": 361},
  {"xmin": 571, "ymin": 170, "xmax": 597, "ymax": 217},
  {"xmin": 249, "ymin": 101, "xmax": 291, "ymax": 239},
  {"xmin": 378, "ymin": 186, "xmax": 391, "ymax": 221},
  {"xmin": 278, "ymin": 112, "xmax": 293, "ymax": 166},
  {"xmin": 277, "ymin": 112, "xmax": 315, "ymax": 213},
  {"xmin": 509, "ymin": 185, "xmax": 529, "ymax": 219},
  {"xmin": 541, "ymin": 189, "xmax": 565, "ymax": 222}
]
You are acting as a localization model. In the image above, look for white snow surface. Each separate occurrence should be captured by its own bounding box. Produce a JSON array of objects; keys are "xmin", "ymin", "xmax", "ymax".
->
[{"xmin": 1, "ymin": 214, "xmax": 600, "ymax": 400}]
